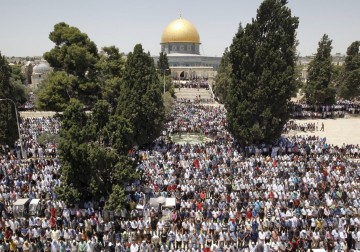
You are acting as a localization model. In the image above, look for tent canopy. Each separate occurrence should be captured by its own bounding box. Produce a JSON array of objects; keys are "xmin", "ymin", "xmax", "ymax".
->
[
  {"xmin": 30, "ymin": 199, "xmax": 40, "ymax": 205},
  {"xmin": 149, "ymin": 198, "xmax": 159, "ymax": 207},
  {"xmin": 164, "ymin": 198, "xmax": 176, "ymax": 208},
  {"xmin": 29, "ymin": 199, "xmax": 40, "ymax": 211},
  {"xmin": 13, "ymin": 198, "xmax": 30, "ymax": 206}
]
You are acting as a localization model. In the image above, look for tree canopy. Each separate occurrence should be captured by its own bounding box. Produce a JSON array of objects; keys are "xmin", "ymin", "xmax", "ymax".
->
[
  {"xmin": 157, "ymin": 52, "xmax": 170, "ymax": 75},
  {"xmin": 36, "ymin": 71, "xmax": 79, "ymax": 111},
  {"xmin": 214, "ymin": 48, "xmax": 232, "ymax": 103},
  {"xmin": 56, "ymin": 99, "xmax": 139, "ymax": 205},
  {"xmin": 38, "ymin": 22, "xmax": 100, "ymax": 110},
  {"xmin": 157, "ymin": 52, "xmax": 174, "ymax": 95},
  {"xmin": 44, "ymin": 22, "xmax": 98, "ymax": 78},
  {"xmin": 338, "ymin": 41, "xmax": 360, "ymax": 99},
  {"xmin": 96, "ymin": 46, "xmax": 126, "ymax": 108},
  {"xmin": 38, "ymin": 23, "xmax": 167, "ymax": 209},
  {"xmin": 304, "ymin": 34, "xmax": 336, "ymax": 106},
  {"xmin": 225, "ymin": 0, "xmax": 299, "ymax": 146},
  {"xmin": 0, "ymin": 53, "xmax": 26, "ymax": 145},
  {"xmin": 117, "ymin": 44, "xmax": 165, "ymax": 147}
]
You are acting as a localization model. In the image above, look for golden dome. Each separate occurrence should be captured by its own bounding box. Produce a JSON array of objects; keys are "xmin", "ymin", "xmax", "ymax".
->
[{"xmin": 161, "ymin": 17, "xmax": 200, "ymax": 44}]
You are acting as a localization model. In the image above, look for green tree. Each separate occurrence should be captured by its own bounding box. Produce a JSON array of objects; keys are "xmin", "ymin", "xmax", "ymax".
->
[
  {"xmin": 157, "ymin": 52, "xmax": 170, "ymax": 75},
  {"xmin": 304, "ymin": 34, "xmax": 336, "ymax": 105},
  {"xmin": 332, "ymin": 64, "xmax": 344, "ymax": 91},
  {"xmin": 225, "ymin": 0, "xmax": 299, "ymax": 146},
  {"xmin": 9, "ymin": 64, "xmax": 26, "ymax": 84},
  {"xmin": 44, "ymin": 22, "xmax": 98, "ymax": 78},
  {"xmin": 57, "ymin": 99, "xmax": 138, "ymax": 205},
  {"xmin": 104, "ymin": 114, "xmax": 134, "ymax": 153},
  {"xmin": 39, "ymin": 22, "xmax": 100, "ymax": 109},
  {"xmin": 214, "ymin": 48, "xmax": 232, "ymax": 103},
  {"xmin": 37, "ymin": 132, "xmax": 59, "ymax": 146},
  {"xmin": 88, "ymin": 100, "xmax": 111, "ymax": 143},
  {"xmin": 96, "ymin": 46, "xmax": 125, "ymax": 108},
  {"xmin": 163, "ymin": 92, "xmax": 175, "ymax": 118},
  {"xmin": 118, "ymin": 44, "xmax": 165, "ymax": 147},
  {"xmin": 36, "ymin": 71, "xmax": 79, "ymax": 111},
  {"xmin": 56, "ymin": 99, "xmax": 90, "ymax": 203},
  {"xmin": 338, "ymin": 41, "xmax": 360, "ymax": 99},
  {"xmin": 0, "ymin": 53, "xmax": 26, "ymax": 145},
  {"xmin": 86, "ymin": 143, "xmax": 119, "ymax": 198},
  {"xmin": 157, "ymin": 52, "xmax": 174, "ymax": 95},
  {"xmin": 112, "ymin": 155, "xmax": 139, "ymax": 183},
  {"xmin": 105, "ymin": 185, "xmax": 126, "ymax": 213}
]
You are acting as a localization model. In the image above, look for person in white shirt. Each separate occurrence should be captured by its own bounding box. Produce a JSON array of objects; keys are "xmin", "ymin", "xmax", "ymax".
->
[
  {"xmin": 354, "ymin": 229, "xmax": 360, "ymax": 250},
  {"xmin": 51, "ymin": 240, "xmax": 60, "ymax": 252},
  {"xmin": 14, "ymin": 236, "xmax": 24, "ymax": 251},
  {"xmin": 258, "ymin": 230, "xmax": 265, "ymax": 244},
  {"xmin": 271, "ymin": 241, "xmax": 279, "ymax": 251},
  {"xmin": 249, "ymin": 242, "xmax": 256, "ymax": 252},
  {"xmin": 130, "ymin": 241, "xmax": 139, "ymax": 252},
  {"xmin": 331, "ymin": 228, "xmax": 339, "ymax": 240}
]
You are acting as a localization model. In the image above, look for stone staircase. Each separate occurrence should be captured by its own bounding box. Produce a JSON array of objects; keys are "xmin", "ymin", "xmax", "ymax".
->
[{"xmin": 175, "ymin": 87, "xmax": 214, "ymax": 102}]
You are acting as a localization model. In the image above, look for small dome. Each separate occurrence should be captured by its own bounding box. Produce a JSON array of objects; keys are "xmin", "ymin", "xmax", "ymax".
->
[
  {"xmin": 161, "ymin": 17, "xmax": 200, "ymax": 44},
  {"xmin": 33, "ymin": 62, "xmax": 51, "ymax": 74}
]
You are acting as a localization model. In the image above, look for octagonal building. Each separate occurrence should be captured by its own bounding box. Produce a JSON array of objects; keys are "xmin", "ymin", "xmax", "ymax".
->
[{"xmin": 154, "ymin": 16, "xmax": 221, "ymax": 81}]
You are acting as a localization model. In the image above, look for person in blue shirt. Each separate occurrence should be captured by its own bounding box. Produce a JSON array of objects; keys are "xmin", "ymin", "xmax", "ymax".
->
[
  {"xmin": 250, "ymin": 230, "xmax": 258, "ymax": 244},
  {"xmin": 251, "ymin": 220, "xmax": 258, "ymax": 232},
  {"xmin": 167, "ymin": 230, "xmax": 175, "ymax": 250},
  {"xmin": 20, "ymin": 225, "xmax": 29, "ymax": 241}
]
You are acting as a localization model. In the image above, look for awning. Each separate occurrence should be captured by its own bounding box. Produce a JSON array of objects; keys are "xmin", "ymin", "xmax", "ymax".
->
[
  {"xmin": 136, "ymin": 204, "xmax": 144, "ymax": 210},
  {"xmin": 29, "ymin": 199, "xmax": 40, "ymax": 211},
  {"xmin": 149, "ymin": 198, "xmax": 159, "ymax": 207},
  {"xmin": 13, "ymin": 198, "xmax": 30, "ymax": 206},
  {"xmin": 30, "ymin": 199, "xmax": 40, "ymax": 205},
  {"xmin": 164, "ymin": 198, "xmax": 176, "ymax": 208}
]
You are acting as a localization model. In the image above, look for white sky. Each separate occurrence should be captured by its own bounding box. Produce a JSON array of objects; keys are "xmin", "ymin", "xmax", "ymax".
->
[{"xmin": 0, "ymin": 0, "xmax": 359, "ymax": 57}]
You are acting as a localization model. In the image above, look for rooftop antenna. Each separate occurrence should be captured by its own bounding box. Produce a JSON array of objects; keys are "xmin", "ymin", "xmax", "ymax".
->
[{"xmin": 179, "ymin": 10, "xmax": 182, "ymax": 18}]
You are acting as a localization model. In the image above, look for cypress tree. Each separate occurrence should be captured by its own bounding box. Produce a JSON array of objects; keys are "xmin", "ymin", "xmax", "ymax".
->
[
  {"xmin": 118, "ymin": 44, "xmax": 165, "ymax": 147},
  {"xmin": 304, "ymin": 34, "xmax": 336, "ymax": 106},
  {"xmin": 0, "ymin": 53, "xmax": 22, "ymax": 146},
  {"xmin": 339, "ymin": 41, "xmax": 360, "ymax": 99},
  {"xmin": 226, "ymin": 0, "xmax": 299, "ymax": 145}
]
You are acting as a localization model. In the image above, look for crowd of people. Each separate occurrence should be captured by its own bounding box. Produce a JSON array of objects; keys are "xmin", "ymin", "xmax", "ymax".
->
[
  {"xmin": 283, "ymin": 121, "xmax": 324, "ymax": 133},
  {"xmin": 174, "ymin": 81, "xmax": 209, "ymax": 90},
  {"xmin": 18, "ymin": 93, "xmax": 36, "ymax": 111},
  {"xmin": 291, "ymin": 100, "xmax": 360, "ymax": 119},
  {"xmin": 166, "ymin": 100, "xmax": 229, "ymax": 143},
  {"xmin": 0, "ymin": 99, "xmax": 360, "ymax": 251}
]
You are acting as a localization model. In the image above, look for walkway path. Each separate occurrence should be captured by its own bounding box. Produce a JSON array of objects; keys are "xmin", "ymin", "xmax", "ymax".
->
[
  {"xmin": 175, "ymin": 87, "xmax": 213, "ymax": 101},
  {"xmin": 285, "ymin": 117, "xmax": 360, "ymax": 146}
]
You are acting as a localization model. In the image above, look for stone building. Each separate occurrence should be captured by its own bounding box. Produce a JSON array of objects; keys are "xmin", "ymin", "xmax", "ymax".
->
[
  {"xmin": 153, "ymin": 16, "xmax": 221, "ymax": 81},
  {"xmin": 31, "ymin": 61, "xmax": 52, "ymax": 90}
]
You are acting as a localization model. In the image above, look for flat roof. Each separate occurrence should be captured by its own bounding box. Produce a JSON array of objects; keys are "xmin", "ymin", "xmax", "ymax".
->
[
  {"xmin": 13, "ymin": 198, "xmax": 30, "ymax": 206},
  {"xmin": 170, "ymin": 66, "xmax": 213, "ymax": 69}
]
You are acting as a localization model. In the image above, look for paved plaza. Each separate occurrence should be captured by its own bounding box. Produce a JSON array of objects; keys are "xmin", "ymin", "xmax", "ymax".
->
[
  {"xmin": 21, "ymin": 109, "xmax": 360, "ymax": 147},
  {"xmin": 171, "ymin": 133, "xmax": 213, "ymax": 145},
  {"xmin": 285, "ymin": 117, "xmax": 360, "ymax": 146}
]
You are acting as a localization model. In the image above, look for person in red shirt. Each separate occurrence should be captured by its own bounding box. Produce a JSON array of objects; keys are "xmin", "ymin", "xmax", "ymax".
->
[
  {"xmin": 200, "ymin": 191, "xmax": 206, "ymax": 200},
  {"xmin": 226, "ymin": 194, "xmax": 231, "ymax": 203},
  {"xmin": 50, "ymin": 207, "xmax": 57, "ymax": 217},
  {"xmin": 196, "ymin": 201, "xmax": 203, "ymax": 211},
  {"xmin": 246, "ymin": 208, "xmax": 252, "ymax": 219},
  {"xmin": 4, "ymin": 227, "xmax": 12, "ymax": 241},
  {"xmin": 203, "ymin": 245, "xmax": 211, "ymax": 252},
  {"xmin": 268, "ymin": 191, "xmax": 274, "ymax": 199}
]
